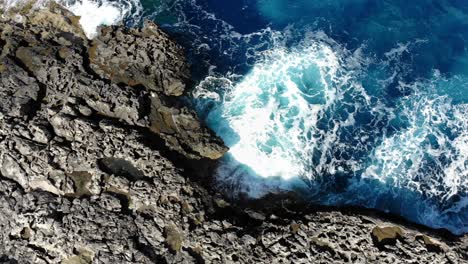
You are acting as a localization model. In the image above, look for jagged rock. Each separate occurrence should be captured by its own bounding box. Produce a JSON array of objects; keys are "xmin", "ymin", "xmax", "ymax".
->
[
  {"xmin": 88, "ymin": 21, "xmax": 190, "ymax": 96},
  {"xmin": 1, "ymin": 4, "xmax": 227, "ymax": 161},
  {"xmin": 165, "ymin": 223, "xmax": 183, "ymax": 252},
  {"xmin": 99, "ymin": 157, "xmax": 145, "ymax": 181},
  {"xmin": 0, "ymin": 154, "xmax": 28, "ymax": 188},
  {"xmin": 311, "ymin": 237, "xmax": 335, "ymax": 253},
  {"xmin": 149, "ymin": 94, "xmax": 228, "ymax": 159},
  {"xmin": 67, "ymin": 171, "xmax": 93, "ymax": 197},
  {"xmin": 20, "ymin": 227, "xmax": 32, "ymax": 240},
  {"xmin": 0, "ymin": 59, "xmax": 41, "ymax": 117},
  {"xmin": 290, "ymin": 222, "xmax": 301, "ymax": 234},
  {"xmin": 245, "ymin": 209, "xmax": 266, "ymax": 221},
  {"xmin": 62, "ymin": 248, "xmax": 94, "ymax": 264},
  {"xmin": 416, "ymin": 234, "xmax": 448, "ymax": 253},
  {"xmin": 3, "ymin": 1, "xmax": 86, "ymax": 39},
  {"xmin": 214, "ymin": 198, "xmax": 231, "ymax": 208},
  {"xmin": 371, "ymin": 225, "xmax": 404, "ymax": 246}
]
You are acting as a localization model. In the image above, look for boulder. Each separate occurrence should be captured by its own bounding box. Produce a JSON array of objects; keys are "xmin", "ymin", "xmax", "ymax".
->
[
  {"xmin": 371, "ymin": 225, "xmax": 404, "ymax": 246},
  {"xmin": 416, "ymin": 234, "xmax": 448, "ymax": 253}
]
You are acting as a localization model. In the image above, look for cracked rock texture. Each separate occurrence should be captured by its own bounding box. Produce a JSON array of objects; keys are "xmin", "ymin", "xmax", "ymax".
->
[{"xmin": 0, "ymin": 4, "xmax": 466, "ymax": 264}]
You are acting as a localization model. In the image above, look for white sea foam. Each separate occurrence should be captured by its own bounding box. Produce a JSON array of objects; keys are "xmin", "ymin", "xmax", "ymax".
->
[
  {"xmin": 193, "ymin": 23, "xmax": 467, "ymax": 233},
  {"xmin": 63, "ymin": 0, "xmax": 140, "ymax": 38},
  {"xmin": 361, "ymin": 76, "xmax": 468, "ymax": 233},
  {"xmin": 196, "ymin": 40, "xmax": 341, "ymax": 182},
  {"xmin": 363, "ymin": 91, "xmax": 467, "ymax": 199},
  {"xmin": 0, "ymin": 0, "xmax": 47, "ymax": 10},
  {"xmin": 1, "ymin": 0, "xmax": 142, "ymax": 38},
  {"xmin": 193, "ymin": 30, "xmax": 383, "ymax": 199}
]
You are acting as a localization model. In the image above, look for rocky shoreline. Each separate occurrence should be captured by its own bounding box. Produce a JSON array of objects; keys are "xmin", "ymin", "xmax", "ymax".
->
[{"xmin": 0, "ymin": 4, "xmax": 466, "ymax": 263}]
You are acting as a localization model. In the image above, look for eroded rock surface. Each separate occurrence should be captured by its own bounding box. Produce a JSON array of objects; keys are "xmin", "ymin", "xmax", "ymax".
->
[
  {"xmin": 89, "ymin": 21, "xmax": 190, "ymax": 97},
  {"xmin": 0, "ymin": 2, "xmax": 226, "ymax": 161},
  {"xmin": 0, "ymin": 4, "xmax": 466, "ymax": 264}
]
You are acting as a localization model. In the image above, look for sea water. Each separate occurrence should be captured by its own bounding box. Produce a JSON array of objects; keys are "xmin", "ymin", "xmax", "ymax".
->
[{"xmin": 3, "ymin": 0, "xmax": 467, "ymax": 235}]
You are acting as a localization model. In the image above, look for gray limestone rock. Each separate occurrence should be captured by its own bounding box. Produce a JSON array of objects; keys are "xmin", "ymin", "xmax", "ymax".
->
[{"xmin": 88, "ymin": 21, "xmax": 190, "ymax": 97}]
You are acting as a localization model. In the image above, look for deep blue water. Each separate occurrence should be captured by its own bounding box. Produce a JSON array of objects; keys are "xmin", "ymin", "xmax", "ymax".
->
[{"xmin": 123, "ymin": 0, "xmax": 467, "ymax": 234}]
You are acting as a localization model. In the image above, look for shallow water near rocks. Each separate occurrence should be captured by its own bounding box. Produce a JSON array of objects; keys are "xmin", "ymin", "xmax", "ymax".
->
[{"xmin": 5, "ymin": 0, "xmax": 467, "ymax": 235}]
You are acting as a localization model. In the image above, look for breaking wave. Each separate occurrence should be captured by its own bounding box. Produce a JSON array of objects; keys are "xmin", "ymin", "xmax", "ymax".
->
[
  {"xmin": 191, "ymin": 23, "xmax": 467, "ymax": 234},
  {"xmin": 62, "ymin": 0, "xmax": 142, "ymax": 38},
  {"xmin": 194, "ymin": 35, "xmax": 467, "ymax": 234},
  {"xmin": 196, "ymin": 39, "xmax": 339, "ymax": 180},
  {"xmin": 1, "ymin": 0, "xmax": 142, "ymax": 38}
]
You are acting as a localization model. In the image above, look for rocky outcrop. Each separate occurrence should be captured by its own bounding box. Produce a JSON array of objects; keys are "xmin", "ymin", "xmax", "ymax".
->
[
  {"xmin": 88, "ymin": 21, "xmax": 190, "ymax": 97},
  {"xmin": 0, "ymin": 2, "xmax": 227, "ymax": 160},
  {"xmin": 0, "ymin": 4, "xmax": 466, "ymax": 264}
]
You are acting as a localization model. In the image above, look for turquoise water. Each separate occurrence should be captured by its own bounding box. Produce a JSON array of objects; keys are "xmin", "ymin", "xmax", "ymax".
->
[{"xmin": 78, "ymin": 0, "xmax": 468, "ymax": 234}]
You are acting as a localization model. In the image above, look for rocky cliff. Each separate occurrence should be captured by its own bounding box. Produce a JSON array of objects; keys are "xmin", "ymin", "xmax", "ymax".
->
[{"xmin": 0, "ymin": 4, "xmax": 466, "ymax": 264}]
